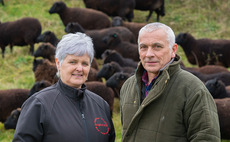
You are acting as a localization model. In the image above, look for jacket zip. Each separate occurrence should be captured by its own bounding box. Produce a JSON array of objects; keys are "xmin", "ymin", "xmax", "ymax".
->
[{"xmin": 78, "ymin": 100, "xmax": 89, "ymax": 142}]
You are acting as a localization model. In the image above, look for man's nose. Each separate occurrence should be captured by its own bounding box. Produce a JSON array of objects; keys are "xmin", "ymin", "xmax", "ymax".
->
[{"xmin": 146, "ymin": 47, "xmax": 155, "ymax": 57}]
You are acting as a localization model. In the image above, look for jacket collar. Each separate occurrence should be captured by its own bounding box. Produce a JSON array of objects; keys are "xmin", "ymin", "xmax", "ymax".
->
[
  {"xmin": 136, "ymin": 54, "xmax": 182, "ymax": 84},
  {"xmin": 57, "ymin": 79, "xmax": 86, "ymax": 100}
]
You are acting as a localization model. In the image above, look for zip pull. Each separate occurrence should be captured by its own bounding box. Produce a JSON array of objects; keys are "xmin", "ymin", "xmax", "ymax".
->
[{"xmin": 82, "ymin": 113, "xmax": 85, "ymax": 119}]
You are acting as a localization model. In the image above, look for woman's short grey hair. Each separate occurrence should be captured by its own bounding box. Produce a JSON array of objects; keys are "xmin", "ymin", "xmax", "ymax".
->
[
  {"xmin": 55, "ymin": 32, "xmax": 94, "ymax": 66},
  {"xmin": 138, "ymin": 22, "xmax": 175, "ymax": 49}
]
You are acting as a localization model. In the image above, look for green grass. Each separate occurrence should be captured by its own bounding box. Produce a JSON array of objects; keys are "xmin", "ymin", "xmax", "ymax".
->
[{"xmin": 0, "ymin": 0, "xmax": 230, "ymax": 141}]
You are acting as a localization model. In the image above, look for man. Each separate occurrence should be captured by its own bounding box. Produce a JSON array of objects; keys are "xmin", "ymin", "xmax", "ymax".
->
[{"xmin": 120, "ymin": 22, "xmax": 220, "ymax": 142}]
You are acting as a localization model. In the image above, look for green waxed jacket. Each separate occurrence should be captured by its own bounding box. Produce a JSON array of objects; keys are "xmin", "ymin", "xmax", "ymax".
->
[{"xmin": 120, "ymin": 55, "xmax": 221, "ymax": 142}]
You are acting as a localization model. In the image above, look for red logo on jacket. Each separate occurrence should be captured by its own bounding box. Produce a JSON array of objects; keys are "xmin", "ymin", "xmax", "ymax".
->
[{"xmin": 94, "ymin": 118, "xmax": 109, "ymax": 135}]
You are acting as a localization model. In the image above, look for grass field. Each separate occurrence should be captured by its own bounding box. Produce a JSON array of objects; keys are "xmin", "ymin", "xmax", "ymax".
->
[{"xmin": 0, "ymin": 0, "xmax": 230, "ymax": 141}]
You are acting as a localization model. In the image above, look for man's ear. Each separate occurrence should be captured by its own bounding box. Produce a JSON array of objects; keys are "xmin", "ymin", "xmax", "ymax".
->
[{"xmin": 172, "ymin": 44, "xmax": 178, "ymax": 58}]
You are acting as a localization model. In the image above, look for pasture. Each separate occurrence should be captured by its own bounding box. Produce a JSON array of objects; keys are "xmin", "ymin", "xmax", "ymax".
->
[{"xmin": 1, "ymin": 0, "xmax": 230, "ymax": 141}]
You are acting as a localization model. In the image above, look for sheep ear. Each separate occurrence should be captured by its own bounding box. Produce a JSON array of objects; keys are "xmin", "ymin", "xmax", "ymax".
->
[
  {"xmin": 46, "ymin": 31, "xmax": 51, "ymax": 35},
  {"xmin": 214, "ymin": 78, "xmax": 219, "ymax": 86},
  {"xmin": 120, "ymin": 74, "xmax": 125, "ymax": 79},
  {"xmin": 183, "ymin": 33, "xmax": 187, "ymax": 39},
  {"xmin": 40, "ymin": 81, "xmax": 45, "ymax": 87}
]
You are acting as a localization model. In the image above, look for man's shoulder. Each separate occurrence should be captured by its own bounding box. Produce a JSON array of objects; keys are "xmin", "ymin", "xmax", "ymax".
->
[{"xmin": 123, "ymin": 74, "xmax": 136, "ymax": 87}]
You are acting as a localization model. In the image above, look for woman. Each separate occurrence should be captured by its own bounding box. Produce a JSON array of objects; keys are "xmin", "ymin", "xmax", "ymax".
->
[{"xmin": 12, "ymin": 33, "xmax": 115, "ymax": 142}]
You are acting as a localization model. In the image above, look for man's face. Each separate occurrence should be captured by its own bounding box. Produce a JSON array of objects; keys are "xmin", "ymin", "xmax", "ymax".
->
[{"xmin": 138, "ymin": 29, "xmax": 177, "ymax": 78}]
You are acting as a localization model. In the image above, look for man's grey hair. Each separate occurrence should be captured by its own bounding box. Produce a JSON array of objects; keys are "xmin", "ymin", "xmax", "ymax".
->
[{"xmin": 138, "ymin": 22, "xmax": 175, "ymax": 49}]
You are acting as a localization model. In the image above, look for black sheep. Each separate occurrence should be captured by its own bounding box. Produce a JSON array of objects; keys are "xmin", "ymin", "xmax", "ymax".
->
[
  {"xmin": 103, "ymin": 32, "xmax": 139, "ymax": 61},
  {"xmin": 205, "ymin": 78, "xmax": 230, "ymax": 99},
  {"xmin": 180, "ymin": 63, "xmax": 229, "ymax": 74},
  {"xmin": 190, "ymin": 70, "xmax": 230, "ymax": 86},
  {"xmin": 135, "ymin": 0, "xmax": 165, "ymax": 22},
  {"xmin": 34, "ymin": 43, "xmax": 56, "ymax": 63},
  {"xmin": 215, "ymin": 98, "xmax": 230, "ymax": 140},
  {"xmin": 97, "ymin": 61, "xmax": 135, "ymax": 80},
  {"xmin": 36, "ymin": 31, "xmax": 59, "ymax": 47},
  {"xmin": 33, "ymin": 58, "xmax": 58, "ymax": 84},
  {"xmin": 0, "ymin": 89, "xmax": 29, "ymax": 122},
  {"xmin": 87, "ymin": 67, "xmax": 103, "ymax": 82},
  {"xmin": 65, "ymin": 22, "xmax": 85, "ymax": 33},
  {"xmin": 85, "ymin": 81, "xmax": 115, "ymax": 116},
  {"xmin": 106, "ymin": 72, "xmax": 131, "ymax": 98},
  {"xmin": 111, "ymin": 16, "xmax": 146, "ymax": 40},
  {"xmin": 102, "ymin": 49, "xmax": 138, "ymax": 68},
  {"xmin": 4, "ymin": 108, "xmax": 21, "ymax": 130},
  {"xmin": 0, "ymin": 17, "xmax": 42, "ymax": 58},
  {"xmin": 176, "ymin": 32, "xmax": 230, "ymax": 67},
  {"xmin": 83, "ymin": 0, "xmax": 135, "ymax": 22},
  {"xmin": 28, "ymin": 80, "xmax": 52, "ymax": 98},
  {"xmin": 49, "ymin": 1, "xmax": 111, "ymax": 30},
  {"xmin": 65, "ymin": 22, "xmax": 136, "ymax": 58}
]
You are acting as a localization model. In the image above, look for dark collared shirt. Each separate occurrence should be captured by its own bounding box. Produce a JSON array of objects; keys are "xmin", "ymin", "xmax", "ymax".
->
[{"xmin": 141, "ymin": 58, "xmax": 174, "ymax": 101}]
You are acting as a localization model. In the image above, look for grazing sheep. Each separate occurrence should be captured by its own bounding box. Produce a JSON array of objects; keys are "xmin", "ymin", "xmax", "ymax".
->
[
  {"xmin": 34, "ymin": 43, "xmax": 56, "ymax": 62},
  {"xmin": 83, "ymin": 0, "xmax": 135, "ymax": 22},
  {"xmin": 4, "ymin": 108, "xmax": 21, "ymax": 130},
  {"xmin": 180, "ymin": 62, "xmax": 229, "ymax": 74},
  {"xmin": 65, "ymin": 22, "xmax": 136, "ymax": 58},
  {"xmin": 106, "ymin": 72, "xmax": 131, "ymax": 98},
  {"xmin": 103, "ymin": 32, "xmax": 139, "ymax": 61},
  {"xmin": 0, "ymin": 89, "xmax": 29, "ymax": 122},
  {"xmin": 49, "ymin": 1, "xmax": 111, "ymax": 30},
  {"xmin": 33, "ymin": 42, "xmax": 99, "ymax": 70},
  {"xmin": 85, "ymin": 81, "xmax": 115, "ymax": 115},
  {"xmin": 36, "ymin": 31, "xmax": 59, "ymax": 47},
  {"xmin": 102, "ymin": 49, "xmax": 138, "ymax": 68},
  {"xmin": 28, "ymin": 80, "xmax": 52, "ymax": 98},
  {"xmin": 0, "ymin": 0, "xmax": 4, "ymax": 6},
  {"xmin": 0, "ymin": 17, "xmax": 42, "ymax": 58},
  {"xmin": 97, "ymin": 61, "xmax": 135, "ymax": 80},
  {"xmin": 135, "ymin": 0, "xmax": 165, "ymax": 22},
  {"xmin": 111, "ymin": 16, "xmax": 146, "ymax": 40},
  {"xmin": 176, "ymin": 32, "xmax": 230, "ymax": 67},
  {"xmin": 215, "ymin": 98, "xmax": 230, "ymax": 140},
  {"xmin": 189, "ymin": 70, "xmax": 230, "ymax": 86},
  {"xmin": 205, "ymin": 78, "xmax": 230, "ymax": 99}
]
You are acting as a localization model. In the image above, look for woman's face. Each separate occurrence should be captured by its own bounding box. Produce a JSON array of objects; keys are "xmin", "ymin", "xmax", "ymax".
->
[{"xmin": 56, "ymin": 54, "xmax": 90, "ymax": 89}]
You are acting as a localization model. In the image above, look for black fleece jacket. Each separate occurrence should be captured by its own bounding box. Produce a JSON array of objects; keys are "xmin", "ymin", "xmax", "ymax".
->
[{"xmin": 13, "ymin": 79, "xmax": 115, "ymax": 142}]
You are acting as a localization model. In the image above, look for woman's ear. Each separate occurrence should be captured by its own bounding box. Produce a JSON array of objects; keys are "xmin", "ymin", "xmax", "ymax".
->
[{"xmin": 56, "ymin": 58, "xmax": 60, "ymax": 70}]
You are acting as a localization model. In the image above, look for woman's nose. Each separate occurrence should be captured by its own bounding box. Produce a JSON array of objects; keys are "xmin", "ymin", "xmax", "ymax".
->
[{"xmin": 75, "ymin": 64, "xmax": 83, "ymax": 71}]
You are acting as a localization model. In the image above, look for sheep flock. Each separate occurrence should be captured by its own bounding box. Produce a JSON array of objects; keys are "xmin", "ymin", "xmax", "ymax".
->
[{"xmin": 1, "ymin": 0, "xmax": 230, "ymax": 141}]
